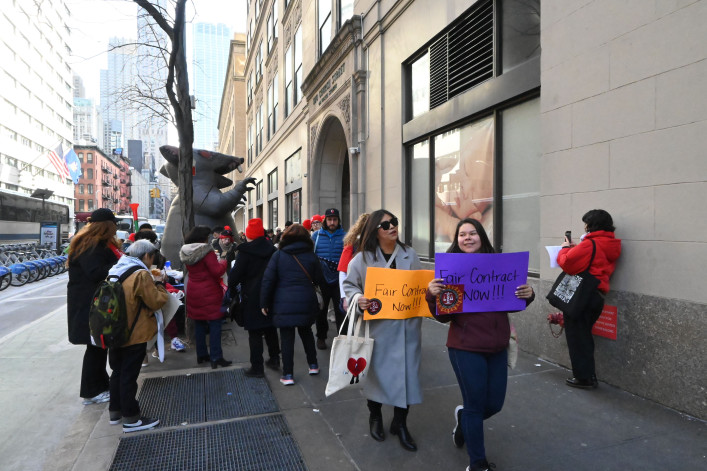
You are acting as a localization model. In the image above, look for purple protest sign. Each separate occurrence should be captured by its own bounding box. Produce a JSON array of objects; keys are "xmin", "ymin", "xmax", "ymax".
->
[{"xmin": 434, "ymin": 252, "xmax": 529, "ymax": 314}]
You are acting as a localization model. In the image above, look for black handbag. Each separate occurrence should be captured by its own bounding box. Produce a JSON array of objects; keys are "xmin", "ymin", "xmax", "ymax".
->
[
  {"xmin": 225, "ymin": 289, "xmax": 245, "ymax": 327},
  {"xmin": 546, "ymin": 240, "xmax": 599, "ymax": 318}
]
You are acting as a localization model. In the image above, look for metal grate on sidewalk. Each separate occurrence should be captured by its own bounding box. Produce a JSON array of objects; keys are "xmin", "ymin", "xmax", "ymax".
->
[
  {"xmin": 110, "ymin": 415, "xmax": 307, "ymax": 471},
  {"xmin": 137, "ymin": 369, "xmax": 278, "ymax": 427}
]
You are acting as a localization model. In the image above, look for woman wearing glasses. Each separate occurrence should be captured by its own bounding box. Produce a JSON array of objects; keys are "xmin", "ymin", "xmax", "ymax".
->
[{"xmin": 342, "ymin": 209, "xmax": 423, "ymax": 452}]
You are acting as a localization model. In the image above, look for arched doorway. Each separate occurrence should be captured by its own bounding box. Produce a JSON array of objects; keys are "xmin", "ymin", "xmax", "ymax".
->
[{"xmin": 312, "ymin": 116, "xmax": 350, "ymax": 226}]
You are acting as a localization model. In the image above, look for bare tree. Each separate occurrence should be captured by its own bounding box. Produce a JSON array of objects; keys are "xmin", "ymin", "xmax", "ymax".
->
[{"xmin": 133, "ymin": 0, "xmax": 195, "ymax": 234}]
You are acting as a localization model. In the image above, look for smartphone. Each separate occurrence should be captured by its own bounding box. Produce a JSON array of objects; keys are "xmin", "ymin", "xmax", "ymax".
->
[{"xmin": 565, "ymin": 231, "xmax": 572, "ymax": 244}]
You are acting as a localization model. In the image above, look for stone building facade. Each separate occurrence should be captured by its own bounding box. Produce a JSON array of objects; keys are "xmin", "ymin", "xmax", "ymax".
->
[{"xmin": 235, "ymin": 0, "xmax": 706, "ymax": 419}]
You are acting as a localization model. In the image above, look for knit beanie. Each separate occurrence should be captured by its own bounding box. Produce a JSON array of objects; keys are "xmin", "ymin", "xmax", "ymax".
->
[
  {"xmin": 219, "ymin": 225, "xmax": 234, "ymax": 242},
  {"xmin": 245, "ymin": 218, "xmax": 264, "ymax": 240},
  {"xmin": 311, "ymin": 215, "xmax": 323, "ymax": 223},
  {"xmin": 302, "ymin": 219, "xmax": 312, "ymax": 230}
]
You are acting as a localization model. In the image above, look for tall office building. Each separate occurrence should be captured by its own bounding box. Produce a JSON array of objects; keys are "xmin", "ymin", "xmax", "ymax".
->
[
  {"xmin": 0, "ymin": 1, "xmax": 75, "ymax": 207},
  {"xmin": 73, "ymin": 97, "xmax": 103, "ymax": 147},
  {"xmin": 100, "ymin": 37, "xmax": 138, "ymax": 154},
  {"xmin": 192, "ymin": 22, "xmax": 232, "ymax": 150}
]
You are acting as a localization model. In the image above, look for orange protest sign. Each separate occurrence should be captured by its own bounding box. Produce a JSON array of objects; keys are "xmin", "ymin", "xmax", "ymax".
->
[{"xmin": 363, "ymin": 267, "xmax": 435, "ymax": 320}]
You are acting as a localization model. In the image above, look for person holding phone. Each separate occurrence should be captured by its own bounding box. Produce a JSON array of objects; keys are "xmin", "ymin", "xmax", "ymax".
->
[
  {"xmin": 426, "ymin": 218, "xmax": 534, "ymax": 471},
  {"xmin": 557, "ymin": 209, "xmax": 621, "ymax": 389}
]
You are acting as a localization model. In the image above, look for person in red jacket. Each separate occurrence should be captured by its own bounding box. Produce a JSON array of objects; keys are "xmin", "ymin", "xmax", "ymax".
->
[
  {"xmin": 426, "ymin": 218, "xmax": 534, "ymax": 471},
  {"xmin": 179, "ymin": 225, "xmax": 232, "ymax": 369},
  {"xmin": 557, "ymin": 209, "xmax": 621, "ymax": 389}
]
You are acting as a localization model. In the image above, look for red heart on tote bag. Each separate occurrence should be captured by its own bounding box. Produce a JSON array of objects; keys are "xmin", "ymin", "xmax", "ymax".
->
[{"xmin": 347, "ymin": 357, "xmax": 367, "ymax": 376}]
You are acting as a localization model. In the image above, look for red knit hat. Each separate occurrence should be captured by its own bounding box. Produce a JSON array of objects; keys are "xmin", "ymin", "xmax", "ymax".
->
[
  {"xmin": 302, "ymin": 219, "xmax": 312, "ymax": 230},
  {"xmin": 245, "ymin": 218, "xmax": 264, "ymax": 240},
  {"xmin": 219, "ymin": 225, "xmax": 234, "ymax": 242},
  {"xmin": 311, "ymin": 215, "xmax": 323, "ymax": 223},
  {"xmin": 128, "ymin": 233, "xmax": 136, "ymax": 242}
]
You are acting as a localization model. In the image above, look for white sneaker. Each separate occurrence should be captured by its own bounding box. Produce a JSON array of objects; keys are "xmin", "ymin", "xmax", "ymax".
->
[
  {"xmin": 170, "ymin": 337, "xmax": 186, "ymax": 352},
  {"xmin": 82, "ymin": 390, "xmax": 110, "ymax": 405},
  {"xmin": 122, "ymin": 416, "xmax": 159, "ymax": 433}
]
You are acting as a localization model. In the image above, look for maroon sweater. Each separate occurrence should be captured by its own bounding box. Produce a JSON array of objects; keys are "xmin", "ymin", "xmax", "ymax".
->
[{"xmin": 425, "ymin": 291, "xmax": 534, "ymax": 353}]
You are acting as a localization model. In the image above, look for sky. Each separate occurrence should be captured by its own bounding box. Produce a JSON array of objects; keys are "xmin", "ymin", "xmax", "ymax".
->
[{"xmin": 67, "ymin": 0, "xmax": 247, "ymax": 101}]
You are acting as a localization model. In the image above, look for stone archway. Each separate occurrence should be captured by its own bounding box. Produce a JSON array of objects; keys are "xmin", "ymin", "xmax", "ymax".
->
[{"xmin": 311, "ymin": 115, "xmax": 350, "ymax": 226}]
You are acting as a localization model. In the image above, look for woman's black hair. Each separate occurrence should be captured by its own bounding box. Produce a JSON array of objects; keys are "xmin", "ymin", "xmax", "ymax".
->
[
  {"xmin": 446, "ymin": 218, "xmax": 495, "ymax": 254},
  {"xmin": 278, "ymin": 224, "xmax": 314, "ymax": 250},
  {"xmin": 134, "ymin": 230, "xmax": 158, "ymax": 243},
  {"xmin": 356, "ymin": 209, "xmax": 406, "ymax": 262},
  {"xmin": 184, "ymin": 225, "xmax": 212, "ymax": 244},
  {"xmin": 582, "ymin": 209, "xmax": 615, "ymax": 232}
]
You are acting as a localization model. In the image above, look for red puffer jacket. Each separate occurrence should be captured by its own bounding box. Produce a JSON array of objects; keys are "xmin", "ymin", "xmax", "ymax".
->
[
  {"xmin": 179, "ymin": 243, "xmax": 227, "ymax": 320},
  {"xmin": 557, "ymin": 231, "xmax": 621, "ymax": 293}
]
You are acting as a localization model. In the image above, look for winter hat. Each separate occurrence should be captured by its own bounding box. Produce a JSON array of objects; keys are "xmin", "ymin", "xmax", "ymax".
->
[
  {"xmin": 302, "ymin": 219, "xmax": 312, "ymax": 230},
  {"xmin": 219, "ymin": 225, "xmax": 234, "ymax": 242},
  {"xmin": 128, "ymin": 233, "xmax": 136, "ymax": 242},
  {"xmin": 245, "ymin": 218, "xmax": 264, "ymax": 240},
  {"xmin": 311, "ymin": 215, "xmax": 323, "ymax": 223},
  {"xmin": 88, "ymin": 208, "xmax": 118, "ymax": 224}
]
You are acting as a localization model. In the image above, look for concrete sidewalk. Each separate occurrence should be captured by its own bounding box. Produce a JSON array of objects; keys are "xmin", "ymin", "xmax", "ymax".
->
[{"xmin": 0, "ymin": 305, "xmax": 704, "ymax": 471}]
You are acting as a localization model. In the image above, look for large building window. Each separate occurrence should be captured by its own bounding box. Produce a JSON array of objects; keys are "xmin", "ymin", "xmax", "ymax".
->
[
  {"xmin": 256, "ymin": 42, "xmax": 263, "ymax": 84},
  {"xmin": 406, "ymin": 99, "xmax": 540, "ymax": 271},
  {"xmin": 285, "ymin": 44, "xmax": 292, "ymax": 117},
  {"xmin": 285, "ymin": 189, "xmax": 301, "ymax": 223},
  {"xmin": 268, "ymin": 73, "xmax": 278, "ymax": 139},
  {"xmin": 339, "ymin": 0, "xmax": 354, "ymax": 27},
  {"xmin": 294, "ymin": 26, "xmax": 302, "ymax": 105},
  {"xmin": 268, "ymin": 168, "xmax": 278, "ymax": 195},
  {"xmin": 319, "ymin": 0, "xmax": 332, "ymax": 55},
  {"xmin": 268, "ymin": 198, "xmax": 278, "ymax": 229},
  {"xmin": 255, "ymin": 105, "xmax": 263, "ymax": 155},
  {"xmin": 405, "ymin": 0, "xmax": 539, "ymax": 121},
  {"xmin": 285, "ymin": 150, "xmax": 301, "ymax": 184}
]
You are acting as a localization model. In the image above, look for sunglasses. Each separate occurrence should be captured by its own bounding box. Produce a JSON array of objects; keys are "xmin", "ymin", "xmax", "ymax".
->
[{"xmin": 377, "ymin": 217, "xmax": 399, "ymax": 230}]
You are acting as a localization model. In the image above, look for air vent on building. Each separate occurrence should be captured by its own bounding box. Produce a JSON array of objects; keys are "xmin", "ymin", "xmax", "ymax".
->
[{"xmin": 429, "ymin": 0, "xmax": 494, "ymax": 110}]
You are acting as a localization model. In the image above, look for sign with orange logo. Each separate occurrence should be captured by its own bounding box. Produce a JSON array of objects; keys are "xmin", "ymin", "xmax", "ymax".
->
[{"xmin": 363, "ymin": 268, "xmax": 435, "ymax": 320}]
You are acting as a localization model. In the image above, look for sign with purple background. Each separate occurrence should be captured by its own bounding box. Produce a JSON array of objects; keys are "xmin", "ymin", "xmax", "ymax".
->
[{"xmin": 434, "ymin": 252, "xmax": 529, "ymax": 314}]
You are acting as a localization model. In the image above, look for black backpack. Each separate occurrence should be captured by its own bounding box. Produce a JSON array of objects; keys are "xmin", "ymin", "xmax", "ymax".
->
[{"xmin": 89, "ymin": 265, "xmax": 145, "ymax": 349}]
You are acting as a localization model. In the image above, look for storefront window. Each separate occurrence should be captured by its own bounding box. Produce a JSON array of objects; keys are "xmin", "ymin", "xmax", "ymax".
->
[
  {"xmin": 501, "ymin": 98, "xmax": 540, "ymax": 271},
  {"xmin": 410, "ymin": 140, "xmax": 430, "ymax": 258},
  {"xmin": 434, "ymin": 116, "xmax": 494, "ymax": 253},
  {"xmin": 286, "ymin": 189, "xmax": 301, "ymax": 223}
]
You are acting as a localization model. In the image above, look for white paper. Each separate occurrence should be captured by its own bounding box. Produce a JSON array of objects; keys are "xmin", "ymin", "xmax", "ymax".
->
[
  {"xmin": 147, "ymin": 293, "xmax": 183, "ymax": 362},
  {"xmin": 545, "ymin": 246, "xmax": 563, "ymax": 268}
]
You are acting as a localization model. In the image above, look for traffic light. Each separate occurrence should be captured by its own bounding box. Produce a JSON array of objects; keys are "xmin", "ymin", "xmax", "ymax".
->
[
  {"xmin": 150, "ymin": 187, "xmax": 161, "ymax": 198},
  {"xmin": 149, "ymin": 188, "xmax": 155, "ymax": 198}
]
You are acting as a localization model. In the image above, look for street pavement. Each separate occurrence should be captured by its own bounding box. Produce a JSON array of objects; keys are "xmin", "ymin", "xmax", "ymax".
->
[{"xmin": 0, "ymin": 279, "xmax": 705, "ymax": 471}]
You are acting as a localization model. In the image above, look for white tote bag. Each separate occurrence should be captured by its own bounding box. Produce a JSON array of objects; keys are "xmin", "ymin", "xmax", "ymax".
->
[{"xmin": 325, "ymin": 294, "xmax": 374, "ymax": 397}]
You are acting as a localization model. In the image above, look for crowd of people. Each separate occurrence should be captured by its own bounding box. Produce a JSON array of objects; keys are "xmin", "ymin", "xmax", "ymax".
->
[{"xmin": 66, "ymin": 206, "xmax": 620, "ymax": 471}]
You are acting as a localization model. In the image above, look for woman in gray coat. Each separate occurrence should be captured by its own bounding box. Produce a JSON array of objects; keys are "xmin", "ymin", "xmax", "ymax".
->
[{"xmin": 342, "ymin": 209, "xmax": 423, "ymax": 452}]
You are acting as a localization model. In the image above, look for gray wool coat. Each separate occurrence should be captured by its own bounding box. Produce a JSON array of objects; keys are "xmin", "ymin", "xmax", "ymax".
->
[{"xmin": 342, "ymin": 244, "xmax": 424, "ymax": 408}]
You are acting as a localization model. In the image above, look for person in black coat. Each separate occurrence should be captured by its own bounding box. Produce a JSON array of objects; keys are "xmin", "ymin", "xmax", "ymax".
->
[
  {"xmin": 228, "ymin": 219, "xmax": 280, "ymax": 378},
  {"xmin": 261, "ymin": 224, "xmax": 326, "ymax": 386},
  {"xmin": 66, "ymin": 208, "xmax": 121, "ymax": 405}
]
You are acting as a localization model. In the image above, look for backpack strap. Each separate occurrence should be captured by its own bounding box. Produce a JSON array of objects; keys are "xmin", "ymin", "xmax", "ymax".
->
[{"xmin": 118, "ymin": 265, "xmax": 148, "ymax": 342}]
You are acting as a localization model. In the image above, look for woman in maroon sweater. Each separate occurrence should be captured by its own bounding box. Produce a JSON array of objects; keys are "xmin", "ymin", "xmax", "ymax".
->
[{"xmin": 426, "ymin": 218, "xmax": 534, "ymax": 471}]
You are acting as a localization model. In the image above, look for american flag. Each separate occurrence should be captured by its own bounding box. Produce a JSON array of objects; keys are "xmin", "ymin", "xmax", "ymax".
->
[{"xmin": 47, "ymin": 143, "xmax": 69, "ymax": 180}]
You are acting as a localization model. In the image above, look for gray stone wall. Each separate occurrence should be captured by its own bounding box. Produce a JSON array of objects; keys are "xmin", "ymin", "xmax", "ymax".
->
[{"xmin": 510, "ymin": 279, "xmax": 707, "ymax": 420}]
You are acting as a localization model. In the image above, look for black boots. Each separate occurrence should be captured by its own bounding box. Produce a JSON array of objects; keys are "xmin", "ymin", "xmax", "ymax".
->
[
  {"xmin": 211, "ymin": 358, "xmax": 233, "ymax": 369},
  {"xmin": 390, "ymin": 421, "xmax": 417, "ymax": 451},
  {"xmin": 369, "ymin": 415, "xmax": 385, "ymax": 442},
  {"xmin": 566, "ymin": 376, "xmax": 598, "ymax": 389}
]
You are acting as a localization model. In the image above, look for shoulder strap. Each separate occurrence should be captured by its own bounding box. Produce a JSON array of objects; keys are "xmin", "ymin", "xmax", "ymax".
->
[
  {"xmin": 291, "ymin": 254, "xmax": 314, "ymax": 284},
  {"xmin": 314, "ymin": 232, "xmax": 320, "ymax": 252},
  {"xmin": 585, "ymin": 240, "xmax": 597, "ymax": 272},
  {"xmin": 383, "ymin": 244, "xmax": 400, "ymax": 269},
  {"xmin": 117, "ymin": 264, "xmax": 144, "ymax": 283}
]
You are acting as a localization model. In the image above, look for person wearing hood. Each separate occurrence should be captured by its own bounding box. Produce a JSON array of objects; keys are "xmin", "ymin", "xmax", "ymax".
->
[
  {"xmin": 557, "ymin": 209, "xmax": 622, "ymax": 389},
  {"xmin": 179, "ymin": 225, "xmax": 231, "ymax": 369},
  {"xmin": 66, "ymin": 208, "xmax": 122, "ymax": 406},
  {"xmin": 260, "ymin": 224, "xmax": 326, "ymax": 386},
  {"xmin": 228, "ymin": 218, "xmax": 280, "ymax": 378},
  {"xmin": 106, "ymin": 240, "xmax": 169, "ymax": 432}
]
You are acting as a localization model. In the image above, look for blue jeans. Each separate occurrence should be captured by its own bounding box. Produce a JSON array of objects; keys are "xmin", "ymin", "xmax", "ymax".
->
[
  {"xmin": 448, "ymin": 347, "xmax": 508, "ymax": 466},
  {"xmin": 194, "ymin": 319, "xmax": 223, "ymax": 361}
]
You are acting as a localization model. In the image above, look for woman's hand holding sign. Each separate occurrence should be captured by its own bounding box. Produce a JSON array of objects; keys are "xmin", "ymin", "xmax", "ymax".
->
[
  {"xmin": 427, "ymin": 278, "xmax": 445, "ymax": 296},
  {"xmin": 514, "ymin": 284, "xmax": 534, "ymax": 299},
  {"xmin": 357, "ymin": 296, "xmax": 371, "ymax": 311}
]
